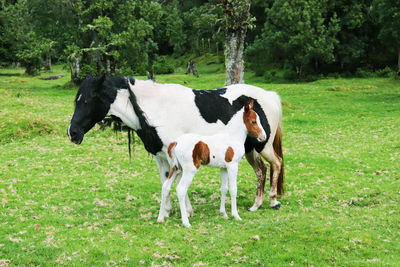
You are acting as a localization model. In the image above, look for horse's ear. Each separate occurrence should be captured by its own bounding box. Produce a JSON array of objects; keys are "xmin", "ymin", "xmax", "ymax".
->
[
  {"xmin": 244, "ymin": 101, "xmax": 250, "ymax": 113},
  {"xmin": 128, "ymin": 76, "xmax": 135, "ymax": 85},
  {"xmin": 93, "ymin": 74, "xmax": 106, "ymax": 92},
  {"xmin": 98, "ymin": 74, "xmax": 106, "ymax": 85},
  {"xmin": 249, "ymin": 100, "xmax": 254, "ymax": 110}
]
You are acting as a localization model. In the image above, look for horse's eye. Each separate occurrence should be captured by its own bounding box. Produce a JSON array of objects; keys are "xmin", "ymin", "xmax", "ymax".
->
[{"xmin": 252, "ymin": 121, "xmax": 256, "ymax": 125}]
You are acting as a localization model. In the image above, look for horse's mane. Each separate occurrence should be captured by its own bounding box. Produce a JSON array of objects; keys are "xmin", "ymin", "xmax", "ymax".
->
[{"xmin": 126, "ymin": 79, "xmax": 163, "ymax": 155}]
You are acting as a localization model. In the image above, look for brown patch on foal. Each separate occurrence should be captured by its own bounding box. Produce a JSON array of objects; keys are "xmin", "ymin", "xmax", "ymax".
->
[
  {"xmin": 168, "ymin": 142, "xmax": 177, "ymax": 159},
  {"xmin": 192, "ymin": 141, "xmax": 210, "ymax": 169},
  {"xmin": 243, "ymin": 100, "xmax": 263, "ymax": 139},
  {"xmin": 225, "ymin": 146, "xmax": 234, "ymax": 162}
]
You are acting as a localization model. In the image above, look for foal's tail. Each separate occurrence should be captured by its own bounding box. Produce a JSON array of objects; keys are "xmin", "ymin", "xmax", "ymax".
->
[{"xmin": 270, "ymin": 122, "xmax": 284, "ymax": 196}]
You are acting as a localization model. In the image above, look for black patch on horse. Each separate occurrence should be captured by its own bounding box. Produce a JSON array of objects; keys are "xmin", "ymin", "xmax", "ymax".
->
[
  {"xmin": 192, "ymin": 88, "xmax": 234, "ymax": 124},
  {"xmin": 126, "ymin": 84, "xmax": 163, "ymax": 155},
  {"xmin": 192, "ymin": 89, "xmax": 271, "ymax": 153}
]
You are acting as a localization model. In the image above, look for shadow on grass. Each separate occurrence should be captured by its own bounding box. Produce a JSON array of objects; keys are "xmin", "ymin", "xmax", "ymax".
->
[{"xmin": 0, "ymin": 72, "xmax": 24, "ymax": 77}]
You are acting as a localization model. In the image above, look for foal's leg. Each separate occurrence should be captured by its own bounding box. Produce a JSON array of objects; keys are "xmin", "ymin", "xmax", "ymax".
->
[
  {"xmin": 227, "ymin": 164, "xmax": 241, "ymax": 221},
  {"xmin": 245, "ymin": 150, "xmax": 267, "ymax": 211},
  {"xmin": 176, "ymin": 168, "xmax": 196, "ymax": 228},
  {"xmin": 175, "ymin": 173, "xmax": 194, "ymax": 217},
  {"xmin": 157, "ymin": 172, "xmax": 177, "ymax": 223},
  {"xmin": 219, "ymin": 168, "xmax": 229, "ymax": 219},
  {"xmin": 154, "ymin": 157, "xmax": 172, "ymax": 214},
  {"xmin": 261, "ymin": 147, "xmax": 282, "ymax": 209}
]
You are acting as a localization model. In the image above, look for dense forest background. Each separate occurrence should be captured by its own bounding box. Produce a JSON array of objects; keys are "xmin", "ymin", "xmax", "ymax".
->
[{"xmin": 1, "ymin": 0, "xmax": 399, "ymax": 82}]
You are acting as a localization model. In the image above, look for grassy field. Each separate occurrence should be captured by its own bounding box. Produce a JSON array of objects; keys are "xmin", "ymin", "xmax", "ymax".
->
[{"xmin": 0, "ymin": 64, "xmax": 399, "ymax": 266}]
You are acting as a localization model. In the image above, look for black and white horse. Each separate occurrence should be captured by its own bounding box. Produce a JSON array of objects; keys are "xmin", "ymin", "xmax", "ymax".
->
[{"xmin": 67, "ymin": 75, "xmax": 284, "ymax": 212}]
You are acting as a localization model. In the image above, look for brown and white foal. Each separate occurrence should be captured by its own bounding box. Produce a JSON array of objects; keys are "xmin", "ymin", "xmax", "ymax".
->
[{"xmin": 157, "ymin": 101, "xmax": 266, "ymax": 227}]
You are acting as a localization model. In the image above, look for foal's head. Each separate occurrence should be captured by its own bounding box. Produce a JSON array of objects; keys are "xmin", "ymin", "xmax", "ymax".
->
[{"xmin": 243, "ymin": 100, "xmax": 267, "ymax": 142}]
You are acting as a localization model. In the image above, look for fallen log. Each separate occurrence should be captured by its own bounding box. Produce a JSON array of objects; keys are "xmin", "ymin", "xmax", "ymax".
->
[{"xmin": 39, "ymin": 74, "xmax": 65, "ymax": 80}]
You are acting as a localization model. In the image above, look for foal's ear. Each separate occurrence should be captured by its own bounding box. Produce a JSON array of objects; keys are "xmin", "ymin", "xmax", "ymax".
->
[
  {"xmin": 249, "ymin": 100, "xmax": 254, "ymax": 110},
  {"xmin": 244, "ymin": 101, "xmax": 250, "ymax": 113}
]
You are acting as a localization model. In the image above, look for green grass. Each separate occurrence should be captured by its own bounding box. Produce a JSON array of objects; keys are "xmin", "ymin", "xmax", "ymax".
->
[{"xmin": 0, "ymin": 64, "xmax": 399, "ymax": 266}]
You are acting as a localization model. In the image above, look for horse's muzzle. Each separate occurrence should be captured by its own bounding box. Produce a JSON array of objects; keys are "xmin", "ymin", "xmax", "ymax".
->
[{"xmin": 67, "ymin": 124, "xmax": 84, "ymax": 145}]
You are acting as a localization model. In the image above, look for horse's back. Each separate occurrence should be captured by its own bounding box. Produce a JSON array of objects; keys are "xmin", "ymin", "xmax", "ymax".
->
[{"xmin": 133, "ymin": 80, "xmax": 282, "ymax": 154}]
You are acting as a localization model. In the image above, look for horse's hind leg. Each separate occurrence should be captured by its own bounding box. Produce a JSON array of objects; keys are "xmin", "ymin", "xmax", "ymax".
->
[
  {"xmin": 260, "ymin": 146, "xmax": 282, "ymax": 209},
  {"xmin": 219, "ymin": 168, "xmax": 229, "ymax": 218},
  {"xmin": 246, "ymin": 150, "xmax": 267, "ymax": 211},
  {"xmin": 157, "ymin": 171, "xmax": 177, "ymax": 223}
]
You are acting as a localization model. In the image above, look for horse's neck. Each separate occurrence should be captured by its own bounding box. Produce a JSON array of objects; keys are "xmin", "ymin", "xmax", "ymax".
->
[
  {"xmin": 222, "ymin": 109, "xmax": 247, "ymax": 143},
  {"xmin": 108, "ymin": 89, "xmax": 140, "ymax": 129}
]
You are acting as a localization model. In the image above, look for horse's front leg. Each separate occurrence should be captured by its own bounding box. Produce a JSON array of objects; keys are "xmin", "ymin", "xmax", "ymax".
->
[{"xmin": 154, "ymin": 156, "xmax": 172, "ymax": 215}]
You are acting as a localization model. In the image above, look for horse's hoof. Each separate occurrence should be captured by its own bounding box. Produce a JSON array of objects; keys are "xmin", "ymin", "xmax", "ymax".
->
[
  {"xmin": 248, "ymin": 205, "xmax": 259, "ymax": 212},
  {"xmin": 271, "ymin": 203, "xmax": 281, "ymax": 210}
]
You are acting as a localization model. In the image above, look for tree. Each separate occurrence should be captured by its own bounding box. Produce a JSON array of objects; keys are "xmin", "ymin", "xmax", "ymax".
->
[
  {"xmin": 58, "ymin": 0, "xmax": 161, "ymax": 83},
  {"xmin": 375, "ymin": 0, "xmax": 400, "ymax": 76},
  {"xmin": 327, "ymin": 0, "xmax": 375, "ymax": 72},
  {"xmin": 222, "ymin": 0, "xmax": 254, "ymax": 85},
  {"xmin": 262, "ymin": 0, "xmax": 339, "ymax": 77}
]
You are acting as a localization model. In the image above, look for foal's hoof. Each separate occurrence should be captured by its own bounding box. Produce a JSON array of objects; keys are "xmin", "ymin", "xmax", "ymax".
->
[
  {"xmin": 182, "ymin": 222, "xmax": 191, "ymax": 228},
  {"xmin": 233, "ymin": 215, "xmax": 242, "ymax": 221},
  {"xmin": 271, "ymin": 202, "xmax": 281, "ymax": 210},
  {"xmin": 220, "ymin": 212, "xmax": 229, "ymax": 219}
]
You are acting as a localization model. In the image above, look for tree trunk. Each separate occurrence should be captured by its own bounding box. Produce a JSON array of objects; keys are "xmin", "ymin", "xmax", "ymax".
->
[
  {"xmin": 397, "ymin": 48, "xmax": 400, "ymax": 78},
  {"xmin": 225, "ymin": 29, "xmax": 246, "ymax": 85},
  {"xmin": 224, "ymin": 0, "xmax": 251, "ymax": 85},
  {"xmin": 106, "ymin": 58, "xmax": 111, "ymax": 75},
  {"xmin": 45, "ymin": 54, "xmax": 52, "ymax": 70},
  {"xmin": 71, "ymin": 59, "xmax": 80, "ymax": 84}
]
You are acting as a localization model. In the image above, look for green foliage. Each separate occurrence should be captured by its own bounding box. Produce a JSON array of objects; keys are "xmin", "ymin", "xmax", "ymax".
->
[
  {"xmin": 376, "ymin": 67, "xmax": 396, "ymax": 78},
  {"xmin": 16, "ymin": 32, "xmax": 46, "ymax": 75},
  {"xmin": 222, "ymin": 0, "xmax": 255, "ymax": 32},
  {"xmin": 78, "ymin": 63, "xmax": 98, "ymax": 81},
  {"xmin": 263, "ymin": 70, "xmax": 276, "ymax": 82},
  {"xmin": 283, "ymin": 69, "xmax": 299, "ymax": 81},
  {"xmin": 355, "ymin": 68, "xmax": 375, "ymax": 78},
  {"xmin": 154, "ymin": 56, "xmax": 175, "ymax": 74},
  {"xmin": 374, "ymin": 0, "xmax": 400, "ymax": 74},
  {"xmin": 244, "ymin": 38, "xmax": 269, "ymax": 76},
  {"xmin": 262, "ymin": 0, "xmax": 340, "ymax": 76},
  {"xmin": 1, "ymin": 0, "xmax": 400, "ymax": 79}
]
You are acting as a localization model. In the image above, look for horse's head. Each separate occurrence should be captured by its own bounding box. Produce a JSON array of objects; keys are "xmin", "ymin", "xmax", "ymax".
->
[
  {"xmin": 243, "ymin": 100, "xmax": 267, "ymax": 142},
  {"xmin": 67, "ymin": 74, "xmax": 132, "ymax": 144}
]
